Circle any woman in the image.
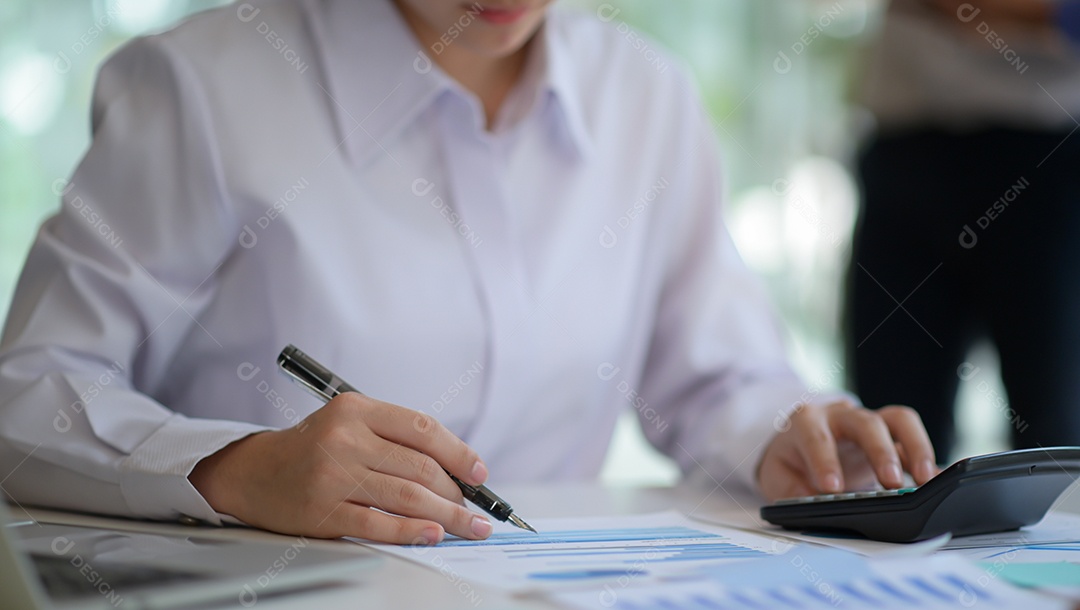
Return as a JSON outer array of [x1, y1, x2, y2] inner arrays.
[[0, 0, 935, 544]]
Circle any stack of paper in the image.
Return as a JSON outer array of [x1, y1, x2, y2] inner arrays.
[[359, 511, 1072, 609]]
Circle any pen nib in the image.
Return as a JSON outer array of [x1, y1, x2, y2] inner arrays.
[[508, 513, 538, 534]]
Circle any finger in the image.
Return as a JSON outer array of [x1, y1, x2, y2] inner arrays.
[[760, 454, 819, 501], [364, 437, 465, 504], [780, 480, 817, 499], [359, 397, 488, 486], [791, 406, 845, 493], [327, 502, 446, 545], [832, 408, 905, 488], [878, 405, 938, 484], [351, 472, 491, 541]]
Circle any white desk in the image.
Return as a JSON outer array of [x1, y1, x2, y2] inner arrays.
[[23, 476, 1080, 609]]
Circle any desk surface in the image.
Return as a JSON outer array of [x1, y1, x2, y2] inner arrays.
[[22, 476, 1080, 609]]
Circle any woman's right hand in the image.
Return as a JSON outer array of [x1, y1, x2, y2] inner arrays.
[[189, 392, 493, 544]]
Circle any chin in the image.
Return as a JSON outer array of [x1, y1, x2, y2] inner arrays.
[[464, 25, 542, 58]]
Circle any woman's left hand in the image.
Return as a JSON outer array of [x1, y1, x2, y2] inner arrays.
[[757, 400, 939, 502]]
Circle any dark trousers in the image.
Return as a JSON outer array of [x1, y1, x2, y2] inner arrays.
[[846, 127, 1080, 458]]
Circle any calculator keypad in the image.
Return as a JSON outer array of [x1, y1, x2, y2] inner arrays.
[[772, 487, 918, 506]]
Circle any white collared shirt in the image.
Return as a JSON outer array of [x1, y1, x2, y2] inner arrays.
[[0, 0, 819, 523]]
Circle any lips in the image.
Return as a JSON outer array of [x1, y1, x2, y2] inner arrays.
[[471, 4, 529, 25]]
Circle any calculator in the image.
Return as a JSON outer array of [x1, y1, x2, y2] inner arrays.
[[760, 447, 1080, 542]]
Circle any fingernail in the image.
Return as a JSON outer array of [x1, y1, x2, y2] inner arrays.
[[421, 526, 443, 545], [823, 473, 841, 492], [471, 516, 492, 538], [470, 460, 488, 484], [884, 462, 902, 484]]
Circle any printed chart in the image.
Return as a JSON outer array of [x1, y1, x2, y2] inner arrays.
[[363, 511, 785, 592]]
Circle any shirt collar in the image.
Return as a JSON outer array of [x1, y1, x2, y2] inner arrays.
[[311, 0, 592, 168], [534, 13, 594, 161]]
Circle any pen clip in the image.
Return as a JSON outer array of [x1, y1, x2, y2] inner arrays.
[[278, 344, 352, 400]]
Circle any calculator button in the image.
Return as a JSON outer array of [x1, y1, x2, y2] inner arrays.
[[773, 495, 818, 505], [772, 486, 919, 506]]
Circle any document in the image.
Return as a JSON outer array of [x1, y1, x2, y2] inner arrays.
[[940, 511, 1080, 550], [983, 560, 1080, 593], [697, 508, 1080, 557], [360, 511, 789, 592], [361, 512, 1069, 607], [553, 547, 1072, 609], [940, 524, 1080, 596]]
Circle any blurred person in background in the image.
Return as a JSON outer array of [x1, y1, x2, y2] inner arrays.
[[847, 0, 1080, 459]]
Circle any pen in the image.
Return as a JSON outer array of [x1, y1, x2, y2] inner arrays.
[[276, 344, 538, 534]]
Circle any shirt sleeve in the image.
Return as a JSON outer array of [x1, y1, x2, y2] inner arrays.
[[633, 69, 854, 495], [0, 35, 269, 524]]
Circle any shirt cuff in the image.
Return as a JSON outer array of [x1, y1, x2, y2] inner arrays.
[[118, 414, 272, 525]]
